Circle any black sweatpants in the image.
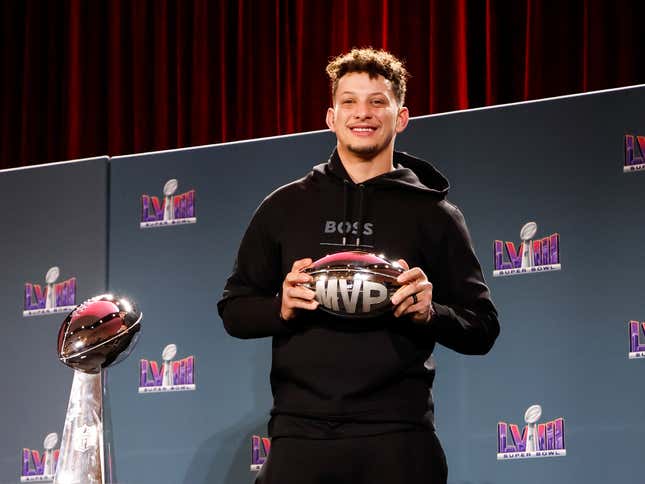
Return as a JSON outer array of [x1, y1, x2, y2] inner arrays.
[[255, 430, 448, 484]]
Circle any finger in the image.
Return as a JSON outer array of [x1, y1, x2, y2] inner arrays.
[[392, 279, 433, 304], [397, 259, 409, 271], [286, 286, 316, 301], [292, 258, 313, 272], [397, 267, 426, 284], [393, 293, 417, 317], [396, 292, 434, 318], [287, 298, 319, 311], [286, 271, 313, 286], [403, 300, 430, 321], [393, 282, 433, 312], [390, 283, 420, 306]]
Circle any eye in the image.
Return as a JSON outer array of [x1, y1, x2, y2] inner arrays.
[[371, 98, 386, 106], [341, 98, 354, 105]]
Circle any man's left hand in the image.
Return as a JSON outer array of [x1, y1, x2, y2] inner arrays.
[[390, 259, 434, 324]]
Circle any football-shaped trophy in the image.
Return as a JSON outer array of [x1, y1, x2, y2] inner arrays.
[[57, 294, 141, 373], [302, 250, 404, 318], [54, 294, 142, 484]]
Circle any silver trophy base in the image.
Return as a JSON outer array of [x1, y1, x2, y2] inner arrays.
[[54, 370, 113, 484]]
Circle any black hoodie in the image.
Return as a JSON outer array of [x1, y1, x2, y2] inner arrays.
[[218, 149, 499, 437]]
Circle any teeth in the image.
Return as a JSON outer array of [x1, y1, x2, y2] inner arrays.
[[352, 128, 373, 132]]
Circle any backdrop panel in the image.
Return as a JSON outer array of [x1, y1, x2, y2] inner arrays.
[[106, 85, 645, 484], [0, 157, 109, 484], [397, 86, 645, 483], [2, 85, 643, 484], [107, 133, 335, 484]]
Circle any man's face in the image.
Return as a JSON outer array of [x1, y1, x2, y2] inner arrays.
[[326, 72, 409, 159]]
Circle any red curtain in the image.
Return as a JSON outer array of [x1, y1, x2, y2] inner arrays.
[[1, 0, 644, 170]]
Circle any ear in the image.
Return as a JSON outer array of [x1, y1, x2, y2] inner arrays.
[[395, 106, 410, 133], [326, 107, 336, 132]]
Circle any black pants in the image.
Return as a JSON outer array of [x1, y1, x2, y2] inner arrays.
[[255, 430, 448, 484]]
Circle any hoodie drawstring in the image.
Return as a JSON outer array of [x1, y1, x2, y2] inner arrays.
[[341, 181, 367, 248], [356, 184, 365, 246], [342, 180, 349, 246]]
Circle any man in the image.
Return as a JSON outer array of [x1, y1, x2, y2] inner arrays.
[[218, 48, 499, 484]]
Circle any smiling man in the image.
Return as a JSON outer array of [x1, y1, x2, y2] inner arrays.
[[218, 48, 499, 484], [326, 70, 408, 176]]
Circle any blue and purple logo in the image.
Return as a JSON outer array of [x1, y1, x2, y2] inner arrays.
[[139, 344, 195, 393], [628, 320, 645, 359], [140, 178, 196, 228], [493, 222, 561, 277], [23, 266, 76, 317], [498, 405, 566, 460], [21, 433, 59, 482], [250, 435, 271, 472], [624, 134, 645, 173]]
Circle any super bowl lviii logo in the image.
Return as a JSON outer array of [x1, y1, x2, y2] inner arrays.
[[493, 222, 561, 277], [628, 320, 645, 359], [139, 344, 195, 393], [24, 266, 76, 317], [624, 134, 645, 173], [498, 405, 566, 460], [250, 435, 271, 472], [21, 433, 59, 482], [140, 178, 196, 228]]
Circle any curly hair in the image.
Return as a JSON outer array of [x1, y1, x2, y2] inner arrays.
[[326, 48, 409, 105]]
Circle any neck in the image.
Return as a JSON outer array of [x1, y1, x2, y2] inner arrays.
[[336, 145, 395, 184]]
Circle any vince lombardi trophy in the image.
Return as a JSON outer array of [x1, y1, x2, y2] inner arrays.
[[55, 294, 141, 484]]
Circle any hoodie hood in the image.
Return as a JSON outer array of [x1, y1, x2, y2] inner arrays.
[[312, 149, 450, 199], [310, 149, 450, 248]]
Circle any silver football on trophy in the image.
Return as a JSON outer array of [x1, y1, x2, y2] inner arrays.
[[57, 294, 142, 373], [302, 250, 404, 318]]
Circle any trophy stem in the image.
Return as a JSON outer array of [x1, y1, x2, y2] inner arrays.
[[102, 369, 116, 484], [520, 239, 533, 268], [54, 371, 105, 484], [526, 423, 538, 452]]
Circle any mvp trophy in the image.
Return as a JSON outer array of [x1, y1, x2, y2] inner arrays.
[[54, 294, 142, 484]]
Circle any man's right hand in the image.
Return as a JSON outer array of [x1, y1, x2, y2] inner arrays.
[[280, 258, 318, 321]]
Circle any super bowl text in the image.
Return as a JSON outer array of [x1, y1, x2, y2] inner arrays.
[[139, 344, 195, 393], [24, 267, 76, 317], [140, 179, 196, 228], [497, 418, 566, 460], [493, 222, 561, 277]]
